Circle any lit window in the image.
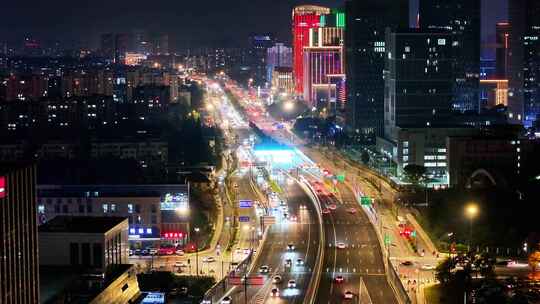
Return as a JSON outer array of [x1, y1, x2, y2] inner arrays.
[[146, 228, 152, 234], [138, 228, 144, 234], [102, 204, 109, 213], [128, 204, 133, 214], [38, 205, 45, 214], [403, 149, 409, 155], [437, 148, 447, 153], [111, 204, 116, 212], [129, 228, 135, 234]]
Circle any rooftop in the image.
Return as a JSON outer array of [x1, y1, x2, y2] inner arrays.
[[38, 183, 189, 198], [38, 216, 127, 234]]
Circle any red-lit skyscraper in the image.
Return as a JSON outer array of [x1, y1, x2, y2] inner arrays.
[[292, 5, 330, 95]]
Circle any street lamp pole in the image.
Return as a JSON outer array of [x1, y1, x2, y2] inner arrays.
[[465, 204, 478, 252], [194, 227, 200, 276]]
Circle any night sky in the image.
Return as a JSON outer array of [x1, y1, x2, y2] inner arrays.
[[1, 0, 504, 53]]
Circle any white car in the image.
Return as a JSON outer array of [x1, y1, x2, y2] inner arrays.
[[259, 265, 270, 273], [176, 250, 185, 256], [272, 275, 282, 284], [421, 264, 436, 270], [287, 243, 295, 251], [175, 261, 187, 268], [337, 242, 347, 249], [204, 257, 216, 263], [344, 290, 354, 299], [221, 296, 232, 304], [271, 288, 280, 297], [287, 279, 296, 288], [296, 258, 304, 265]]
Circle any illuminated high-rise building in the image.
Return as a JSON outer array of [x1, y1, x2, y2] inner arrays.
[[302, 46, 344, 108], [508, 0, 540, 127], [301, 9, 346, 112], [266, 43, 292, 83], [292, 5, 330, 95], [345, 0, 408, 140], [419, 0, 481, 113]]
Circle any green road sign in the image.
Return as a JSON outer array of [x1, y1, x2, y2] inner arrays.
[[360, 196, 372, 206], [384, 234, 391, 245]]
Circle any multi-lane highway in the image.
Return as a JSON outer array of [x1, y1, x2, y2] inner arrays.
[[223, 178, 321, 303]]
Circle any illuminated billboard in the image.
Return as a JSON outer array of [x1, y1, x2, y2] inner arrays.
[[160, 192, 189, 211], [0, 176, 5, 199]]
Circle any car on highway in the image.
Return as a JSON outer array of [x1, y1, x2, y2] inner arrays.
[[271, 288, 280, 297], [344, 290, 354, 299], [287, 279, 296, 288], [290, 215, 298, 222], [176, 249, 185, 256], [401, 261, 414, 266], [322, 208, 331, 215], [328, 204, 337, 211], [287, 243, 295, 250], [272, 275, 282, 284], [148, 248, 158, 255], [300, 205, 307, 210], [285, 259, 292, 268], [347, 208, 357, 214], [259, 265, 270, 273], [296, 258, 304, 265], [129, 249, 134, 256], [174, 261, 187, 268], [203, 257, 216, 263], [243, 248, 250, 255], [337, 242, 347, 249], [159, 247, 175, 255], [335, 275, 344, 283], [221, 296, 232, 304], [421, 264, 436, 270]]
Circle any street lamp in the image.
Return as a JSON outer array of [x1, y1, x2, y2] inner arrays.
[[194, 227, 200, 276], [465, 204, 478, 252], [284, 101, 294, 112]]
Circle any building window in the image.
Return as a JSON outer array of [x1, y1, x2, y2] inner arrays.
[[403, 141, 409, 148], [437, 155, 446, 160], [62, 205, 68, 213], [146, 228, 152, 234], [70, 243, 80, 266], [128, 204, 133, 214], [38, 205, 45, 214], [102, 203, 109, 213], [93, 243, 103, 267], [137, 216, 142, 224], [403, 149, 409, 155], [402, 156, 409, 162], [110, 204, 116, 212]]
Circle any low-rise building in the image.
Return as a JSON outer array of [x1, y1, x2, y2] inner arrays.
[[39, 216, 129, 270], [37, 184, 190, 248]]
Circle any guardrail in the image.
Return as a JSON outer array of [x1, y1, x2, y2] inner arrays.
[[297, 175, 325, 304], [202, 227, 270, 304], [349, 182, 411, 304]]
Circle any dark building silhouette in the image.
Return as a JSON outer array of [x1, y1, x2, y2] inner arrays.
[[419, 0, 481, 113], [345, 0, 409, 141], [0, 162, 39, 304], [247, 33, 274, 86], [496, 22, 511, 79], [509, 0, 540, 127], [384, 29, 455, 141]]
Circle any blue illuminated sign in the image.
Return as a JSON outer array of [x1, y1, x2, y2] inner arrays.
[[239, 200, 253, 208], [239, 216, 250, 222]]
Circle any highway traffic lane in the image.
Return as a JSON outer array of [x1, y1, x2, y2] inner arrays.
[[316, 191, 398, 304], [226, 181, 320, 303]]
